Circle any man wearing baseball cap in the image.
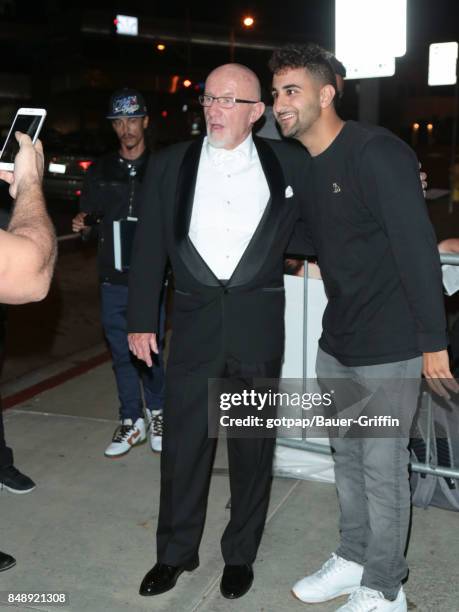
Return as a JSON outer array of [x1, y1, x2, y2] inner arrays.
[[72, 88, 165, 457]]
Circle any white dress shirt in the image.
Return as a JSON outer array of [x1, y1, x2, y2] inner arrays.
[[189, 134, 270, 279]]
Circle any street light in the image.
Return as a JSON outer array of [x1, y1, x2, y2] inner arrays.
[[411, 123, 420, 147], [230, 15, 255, 62], [242, 16, 254, 28]]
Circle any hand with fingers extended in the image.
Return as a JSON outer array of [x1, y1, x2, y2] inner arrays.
[[423, 349, 459, 399], [128, 332, 158, 367]]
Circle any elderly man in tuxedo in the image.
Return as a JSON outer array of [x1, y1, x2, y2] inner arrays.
[[127, 63, 311, 599]]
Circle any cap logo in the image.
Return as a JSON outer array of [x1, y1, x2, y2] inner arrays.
[[113, 95, 141, 115]]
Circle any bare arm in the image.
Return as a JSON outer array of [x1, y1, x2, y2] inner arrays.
[[0, 133, 57, 304]]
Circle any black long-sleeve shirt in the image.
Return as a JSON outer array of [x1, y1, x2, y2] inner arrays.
[[300, 120, 448, 366]]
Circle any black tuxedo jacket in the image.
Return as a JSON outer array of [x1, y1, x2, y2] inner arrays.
[[127, 136, 310, 366]]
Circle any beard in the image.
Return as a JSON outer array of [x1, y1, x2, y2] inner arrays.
[[278, 117, 300, 139], [276, 104, 320, 140], [206, 128, 230, 149]]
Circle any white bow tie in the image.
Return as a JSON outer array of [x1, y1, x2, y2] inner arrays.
[[211, 149, 246, 167]]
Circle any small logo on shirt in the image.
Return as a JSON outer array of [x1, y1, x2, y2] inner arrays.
[[332, 182, 341, 194]]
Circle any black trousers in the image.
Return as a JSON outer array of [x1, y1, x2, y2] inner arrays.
[[0, 308, 12, 468], [156, 353, 281, 567]]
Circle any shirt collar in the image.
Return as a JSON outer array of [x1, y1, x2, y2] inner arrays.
[[205, 133, 255, 165]]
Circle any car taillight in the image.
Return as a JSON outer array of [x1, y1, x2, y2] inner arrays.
[[75, 190, 82, 197], [78, 161, 93, 172]]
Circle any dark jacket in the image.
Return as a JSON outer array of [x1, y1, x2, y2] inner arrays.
[[80, 149, 150, 285], [127, 136, 310, 365]]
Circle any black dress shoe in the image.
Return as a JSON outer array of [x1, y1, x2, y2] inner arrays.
[[139, 560, 199, 596], [0, 551, 16, 572], [220, 564, 254, 599]]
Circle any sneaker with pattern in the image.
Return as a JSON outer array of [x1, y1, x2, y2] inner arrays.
[[146, 409, 163, 453], [104, 417, 146, 457]]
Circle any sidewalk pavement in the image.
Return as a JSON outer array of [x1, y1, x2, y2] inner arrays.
[[1, 354, 458, 612]]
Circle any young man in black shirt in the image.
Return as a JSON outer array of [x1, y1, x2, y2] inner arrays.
[[270, 44, 456, 612]]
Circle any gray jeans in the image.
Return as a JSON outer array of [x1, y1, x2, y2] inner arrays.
[[316, 347, 422, 600]]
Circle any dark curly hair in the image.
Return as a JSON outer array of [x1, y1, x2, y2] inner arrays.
[[269, 43, 339, 94]]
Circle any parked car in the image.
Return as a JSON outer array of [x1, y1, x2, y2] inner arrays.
[[44, 152, 95, 200], [43, 130, 110, 201]]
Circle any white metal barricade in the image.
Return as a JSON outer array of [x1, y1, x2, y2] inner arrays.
[[275, 255, 459, 482]]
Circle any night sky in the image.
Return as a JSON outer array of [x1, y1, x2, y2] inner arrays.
[[4, 0, 458, 48], [6, 0, 334, 44], [2, 0, 458, 79], [1, 0, 458, 149]]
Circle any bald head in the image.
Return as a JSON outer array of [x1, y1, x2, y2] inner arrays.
[[206, 63, 261, 101], [202, 63, 265, 150]]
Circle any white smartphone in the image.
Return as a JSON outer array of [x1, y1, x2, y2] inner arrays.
[[0, 107, 47, 171]]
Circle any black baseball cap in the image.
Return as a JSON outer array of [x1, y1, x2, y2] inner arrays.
[[107, 88, 148, 119]]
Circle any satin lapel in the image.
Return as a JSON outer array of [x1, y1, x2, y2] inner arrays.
[[174, 138, 202, 243], [227, 136, 286, 288], [174, 138, 222, 287]]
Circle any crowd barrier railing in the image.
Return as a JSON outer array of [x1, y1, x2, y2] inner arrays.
[[276, 253, 459, 481]]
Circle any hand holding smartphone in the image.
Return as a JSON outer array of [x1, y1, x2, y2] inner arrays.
[[0, 108, 46, 171]]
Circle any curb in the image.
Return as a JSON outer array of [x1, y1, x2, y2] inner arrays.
[[2, 347, 110, 410]]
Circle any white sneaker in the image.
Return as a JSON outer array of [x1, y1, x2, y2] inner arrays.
[[292, 554, 363, 603], [146, 409, 163, 453], [336, 586, 407, 612], [104, 418, 146, 457]]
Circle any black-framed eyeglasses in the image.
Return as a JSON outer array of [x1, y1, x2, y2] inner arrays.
[[198, 95, 259, 109]]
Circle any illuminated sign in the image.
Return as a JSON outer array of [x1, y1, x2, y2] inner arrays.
[[115, 15, 138, 36], [428, 42, 458, 86], [335, 0, 406, 79]]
